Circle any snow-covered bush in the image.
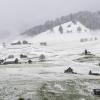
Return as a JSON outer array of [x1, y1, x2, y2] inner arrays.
[[39, 54, 46, 62], [80, 38, 88, 42], [23, 40, 28, 44], [20, 54, 27, 58], [94, 37, 98, 40], [40, 42, 47, 46], [8, 55, 14, 59]]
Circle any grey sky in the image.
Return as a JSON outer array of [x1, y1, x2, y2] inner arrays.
[[0, 0, 99, 36]]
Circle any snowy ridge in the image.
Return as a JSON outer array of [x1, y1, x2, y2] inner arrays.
[[54, 21, 90, 33], [31, 21, 90, 43]]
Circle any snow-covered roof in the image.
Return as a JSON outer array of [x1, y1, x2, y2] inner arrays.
[[5, 58, 16, 62]]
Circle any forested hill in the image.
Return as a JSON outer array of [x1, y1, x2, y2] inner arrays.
[[21, 11, 100, 36]]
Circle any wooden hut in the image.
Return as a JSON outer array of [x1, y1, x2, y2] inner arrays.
[[64, 67, 76, 74], [93, 89, 100, 95], [89, 70, 100, 76]]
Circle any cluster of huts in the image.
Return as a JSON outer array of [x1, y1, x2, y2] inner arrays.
[[64, 67, 100, 76], [64, 49, 100, 75], [64, 49, 100, 96], [1, 41, 48, 65], [0, 54, 46, 65], [10, 41, 47, 46], [11, 40, 31, 45], [64, 67, 100, 96], [82, 49, 93, 55]]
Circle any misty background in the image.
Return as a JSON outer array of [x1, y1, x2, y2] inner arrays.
[[0, 0, 100, 39]]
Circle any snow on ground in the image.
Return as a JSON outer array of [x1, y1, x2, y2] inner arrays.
[[0, 22, 100, 99]]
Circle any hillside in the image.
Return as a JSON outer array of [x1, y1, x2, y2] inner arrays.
[[21, 11, 100, 36], [31, 21, 91, 43], [10, 21, 91, 44]]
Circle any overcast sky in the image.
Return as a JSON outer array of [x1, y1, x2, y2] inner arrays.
[[0, 0, 100, 36]]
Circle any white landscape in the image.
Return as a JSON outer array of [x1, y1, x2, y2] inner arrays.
[[0, 21, 100, 100]]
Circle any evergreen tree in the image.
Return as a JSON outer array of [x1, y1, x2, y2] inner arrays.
[[28, 60, 32, 64], [77, 26, 82, 33], [59, 25, 63, 34]]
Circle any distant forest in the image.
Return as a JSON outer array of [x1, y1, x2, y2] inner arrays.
[[21, 11, 100, 36]]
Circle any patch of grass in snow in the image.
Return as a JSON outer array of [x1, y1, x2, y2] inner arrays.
[[38, 79, 100, 100]]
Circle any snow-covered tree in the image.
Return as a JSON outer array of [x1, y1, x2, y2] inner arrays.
[[39, 54, 45, 62], [28, 60, 32, 64]]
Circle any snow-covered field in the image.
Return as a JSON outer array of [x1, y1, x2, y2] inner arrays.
[[0, 22, 100, 100]]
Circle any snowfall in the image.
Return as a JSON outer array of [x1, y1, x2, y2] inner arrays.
[[0, 22, 100, 100]]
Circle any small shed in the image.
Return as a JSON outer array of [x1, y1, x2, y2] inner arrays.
[[11, 41, 21, 45], [64, 67, 74, 73], [84, 49, 92, 55], [3, 58, 18, 65], [93, 89, 100, 95], [89, 70, 100, 76], [40, 42, 47, 46]]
